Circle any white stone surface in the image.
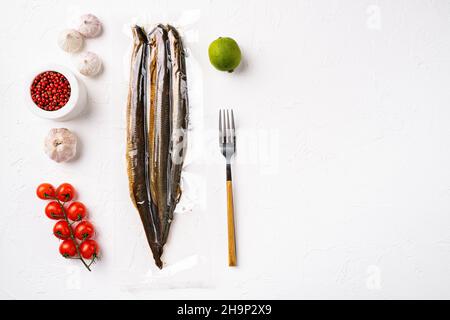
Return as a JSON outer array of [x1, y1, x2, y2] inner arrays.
[[1, 0, 450, 299]]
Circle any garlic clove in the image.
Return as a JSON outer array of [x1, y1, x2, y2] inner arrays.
[[58, 29, 84, 53], [77, 52, 102, 77], [77, 14, 102, 38], [44, 128, 77, 163]]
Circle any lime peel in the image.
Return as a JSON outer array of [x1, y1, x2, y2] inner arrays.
[[208, 37, 242, 72]]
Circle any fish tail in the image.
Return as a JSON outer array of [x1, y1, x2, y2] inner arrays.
[[150, 243, 164, 269]]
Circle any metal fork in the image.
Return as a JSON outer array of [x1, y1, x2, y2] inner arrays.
[[219, 109, 237, 266]]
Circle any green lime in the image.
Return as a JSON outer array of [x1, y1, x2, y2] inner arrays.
[[208, 37, 242, 72]]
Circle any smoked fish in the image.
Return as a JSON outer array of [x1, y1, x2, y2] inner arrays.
[[126, 24, 188, 268]]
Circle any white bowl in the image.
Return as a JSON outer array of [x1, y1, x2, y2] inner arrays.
[[26, 64, 87, 121]]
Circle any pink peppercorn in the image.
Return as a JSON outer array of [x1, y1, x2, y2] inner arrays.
[[30, 71, 71, 111]]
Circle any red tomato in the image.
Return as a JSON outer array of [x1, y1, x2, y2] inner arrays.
[[59, 239, 77, 258], [56, 183, 76, 202], [36, 183, 55, 200], [74, 221, 95, 240], [45, 201, 65, 220], [79, 240, 99, 259], [53, 220, 72, 239], [67, 202, 87, 221]]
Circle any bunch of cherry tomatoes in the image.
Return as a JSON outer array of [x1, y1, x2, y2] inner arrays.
[[36, 182, 99, 271]]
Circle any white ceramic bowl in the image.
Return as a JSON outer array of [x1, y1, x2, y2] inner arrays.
[[26, 65, 87, 121]]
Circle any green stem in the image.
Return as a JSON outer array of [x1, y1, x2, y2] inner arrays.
[[54, 198, 91, 272], [87, 256, 97, 268]]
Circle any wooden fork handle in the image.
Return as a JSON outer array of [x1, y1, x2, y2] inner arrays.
[[227, 178, 237, 267]]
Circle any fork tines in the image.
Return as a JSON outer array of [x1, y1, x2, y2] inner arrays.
[[219, 109, 236, 146]]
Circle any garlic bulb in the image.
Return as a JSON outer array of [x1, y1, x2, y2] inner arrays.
[[58, 29, 84, 53], [44, 128, 77, 163], [77, 52, 102, 77], [77, 14, 102, 38]]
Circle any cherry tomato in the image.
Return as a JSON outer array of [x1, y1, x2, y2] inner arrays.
[[59, 239, 77, 258], [36, 183, 55, 200], [79, 240, 99, 259], [67, 202, 87, 221], [45, 201, 65, 220], [74, 221, 95, 240], [56, 183, 75, 202], [53, 220, 72, 239]]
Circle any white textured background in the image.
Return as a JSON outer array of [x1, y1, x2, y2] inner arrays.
[[1, 0, 450, 299]]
